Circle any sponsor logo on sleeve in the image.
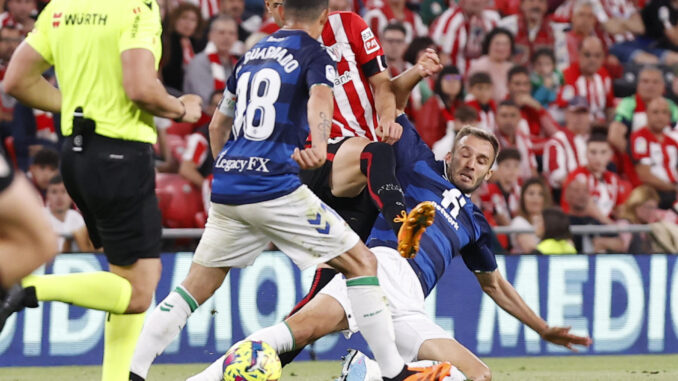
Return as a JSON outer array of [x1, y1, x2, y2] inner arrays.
[[361, 28, 379, 54]]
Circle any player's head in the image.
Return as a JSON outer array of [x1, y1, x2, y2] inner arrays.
[[468, 72, 493, 105], [586, 127, 612, 176], [446, 126, 499, 193], [647, 96, 671, 133], [495, 148, 521, 187], [265, 0, 285, 27], [46, 175, 72, 215], [496, 100, 521, 135], [282, 0, 330, 32], [453, 105, 479, 131], [29, 148, 59, 191]]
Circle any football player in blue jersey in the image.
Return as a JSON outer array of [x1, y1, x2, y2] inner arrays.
[[129, 1, 443, 380], [190, 55, 593, 381]]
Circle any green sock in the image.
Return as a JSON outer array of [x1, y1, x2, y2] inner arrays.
[[102, 312, 145, 381], [22, 271, 132, 314]]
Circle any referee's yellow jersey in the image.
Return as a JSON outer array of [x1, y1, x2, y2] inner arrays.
[[26, 0, 162, 144]]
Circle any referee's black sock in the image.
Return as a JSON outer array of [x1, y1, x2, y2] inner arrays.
[[278, 267, 338, 366], [360, 142, 406, 236], [129, 372, 144, 381]]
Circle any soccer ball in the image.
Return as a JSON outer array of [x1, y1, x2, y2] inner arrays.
[[222, 340, 282, 381]]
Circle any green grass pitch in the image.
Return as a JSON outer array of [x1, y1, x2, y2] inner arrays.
[[3, 355, 678, 380]]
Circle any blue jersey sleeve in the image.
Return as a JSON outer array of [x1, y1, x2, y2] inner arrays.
[[225, 58, 242, 94], [460, 207, 498, 273], [304, 47, 335, 91], [394, 113, 436, 169]]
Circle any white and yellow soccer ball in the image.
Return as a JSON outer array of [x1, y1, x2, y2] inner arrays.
[[222, 340, 282, 381]]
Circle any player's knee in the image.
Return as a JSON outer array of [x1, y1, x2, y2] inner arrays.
[[360, 142, 395, 173], [352, 248, 378, 277]]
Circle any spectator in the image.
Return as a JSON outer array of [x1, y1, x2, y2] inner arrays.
[[0, 25, 22, 122], [617, 185, 670, 253], [561, 129, 627, 224], [330, 0, 353, 11], [641, 0, 678, 66], [534, 207, 577, 254], [216, 0, 262, 45], [495, 100, 538, 181], [178, 91, 222, 189], [559, 0, 611, 69], [184, 0, 220, 20], [506, 65, 560, 153], [543, 96, 592, 201], [27, 147, 58, 202], [364, 0, 427, 44], [608, 66, 678, 152], [556, 36, 615, 121], [630, 97, 678, 209], [432, 105, 479, 160], [465, 71, 496, 132], [417, 65, 464, 148], [0, 0, 36, 35], [481, 147, 522, 227], [45, 175, 93, 253], [420, 0, 448, 25], [382, 22, 409, 77], [530, 48, 563, 107], [510, 177, 553, 253], [403, 36, 437, 109], [430, 0, 500, 73], [468, 27, 515, 102], [498, 0, 568, 67], [161, 3, 206, 93], [184, 15, 238, 107]]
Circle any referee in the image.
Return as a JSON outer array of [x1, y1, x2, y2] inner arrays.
[[2, 1, 202, 380]]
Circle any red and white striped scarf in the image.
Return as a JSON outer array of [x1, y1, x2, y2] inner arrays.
[[180, 37, 195, 68], [205, 42, 226, 92]]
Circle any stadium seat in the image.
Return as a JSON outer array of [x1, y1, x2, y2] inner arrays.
[[155, 173, 205, 228]]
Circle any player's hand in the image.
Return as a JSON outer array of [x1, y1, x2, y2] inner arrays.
[[416, 48, 443, 78], [514, 93, 542, 110], [292, 147, 326, 170], [540, 325, 592, 352], [378, 120, 403, 144], [179, 94, 203, 123]]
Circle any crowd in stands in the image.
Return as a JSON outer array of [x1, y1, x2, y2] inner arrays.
[[4, 0, 678, 254]]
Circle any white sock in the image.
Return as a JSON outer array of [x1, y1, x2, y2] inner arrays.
[[186, 355, 225, 381], [346, 276, 404, 379], [130, 286, 197, 379], [246, 321, 296, 353]]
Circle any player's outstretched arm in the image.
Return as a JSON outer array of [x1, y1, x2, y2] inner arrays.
[[475, 270, 593, 351], [392, 48, 442, 113], [369, 71, 401, 144], [4, 42, 61, 113], [293, 84, 333, 170]]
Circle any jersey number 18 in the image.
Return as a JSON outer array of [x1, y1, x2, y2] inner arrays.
[[233, 68, 281, 141]]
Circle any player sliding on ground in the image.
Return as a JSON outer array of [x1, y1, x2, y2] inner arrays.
[[189, 105, 593, 381], [129, 1, 443, 380]]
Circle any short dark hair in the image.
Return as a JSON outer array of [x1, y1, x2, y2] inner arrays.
[[453, 126, 500, 165], [588, 126, 609, 145], [404, 36, 435, 65], [284, 0, 328, 22], [435, 65, 464, 106], [542, 207, 572, 240], [32, 148, 59, 169], [498, 99, 519, 110], [383, 21, 406, 36], [481, 27, 514, 56], [468, 72, 492, 88], [454, 105, 478, 122], [48, 174, 63, 186], [507, 65, 530, 82], [531, 48, 555, 65], [497, 147, 521, 164]]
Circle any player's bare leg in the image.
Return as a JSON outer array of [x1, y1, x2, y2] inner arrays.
[[129, 262, 229, 381]]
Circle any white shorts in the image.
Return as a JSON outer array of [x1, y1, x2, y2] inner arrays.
[[193, 185, 360, 270], [319, 246, 453, 362]]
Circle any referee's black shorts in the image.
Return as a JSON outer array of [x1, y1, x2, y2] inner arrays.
[[61, 134, 162, 266], [299, 138, 378, 242]]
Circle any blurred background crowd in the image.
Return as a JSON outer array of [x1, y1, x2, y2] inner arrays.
[[4, 0, 678, 254]]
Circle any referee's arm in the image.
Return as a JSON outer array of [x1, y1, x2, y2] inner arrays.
[[4, 42, 61, 113]]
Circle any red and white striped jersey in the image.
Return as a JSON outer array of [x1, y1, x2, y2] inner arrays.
[[556, 62, 614, 121], [561, 166, 627, 218], [480, 181, 521, 221], [496, 129, 537, 182], [363, 3, 428, 43], [543, 128, 589, 189], [182, 132, 209, 168], [430, 6, 500, 74], [322, 11, 388, 142], [553, 0, 637, 43], [183, 0, 220, 20], [465, 97, 496, 134], [631, 127, 678, 184]]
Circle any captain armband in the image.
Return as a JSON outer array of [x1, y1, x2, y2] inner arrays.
[[218, 89, 237, 118]]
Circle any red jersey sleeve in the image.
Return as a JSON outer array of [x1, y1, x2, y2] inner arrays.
[[630, 130, 651, 163], [344, 12, 387, 78]]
